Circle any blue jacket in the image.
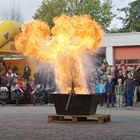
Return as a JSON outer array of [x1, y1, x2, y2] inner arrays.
[[99, 83, 106, 94], [106, 81, 115, 93], [96, 84, 100, 94], [96, 83, 106, 94]]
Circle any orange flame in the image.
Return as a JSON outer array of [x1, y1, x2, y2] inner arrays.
[[15, 20, 50, 61], [15, 14, 103, 94]]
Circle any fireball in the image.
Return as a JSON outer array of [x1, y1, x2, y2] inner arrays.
[[15, 14, 103, 94]]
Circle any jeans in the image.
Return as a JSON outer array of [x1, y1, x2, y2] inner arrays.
[[107, 93, 114, 107], [125, 90, 133, 106]]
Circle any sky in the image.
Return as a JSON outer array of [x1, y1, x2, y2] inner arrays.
[[0, 0, 134, 28]]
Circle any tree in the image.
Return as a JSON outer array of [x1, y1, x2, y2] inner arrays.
[[33, 0, 114, 30], [1, 2, 23, 22], [33, 0, 67, 27], [118, 0, 140, 32], [110, 27, 121, 33]]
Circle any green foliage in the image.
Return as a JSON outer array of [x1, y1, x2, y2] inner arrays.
[[118, 0, 140, 32], [110, 27, 121, 33], [33, 0, 114, 30], [33, 0, 67, 27]]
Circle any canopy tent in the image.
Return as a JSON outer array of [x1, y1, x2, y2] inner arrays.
[[0, 39, 20, 55], [0, 20, 37, 79]]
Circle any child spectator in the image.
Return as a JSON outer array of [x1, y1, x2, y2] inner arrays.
[[98, 80, 106, 106], [95, 81, 100, 95], [124, 73, 135, 107], [115, 79, 123, 107], [106, 75, 115, 107]]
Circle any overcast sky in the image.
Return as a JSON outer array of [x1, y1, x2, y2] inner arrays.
[[0, 0, 134, 28]]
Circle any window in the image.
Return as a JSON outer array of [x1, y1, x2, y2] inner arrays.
[[115, 59, 140, 66], [115, 60, 121, 64], [115, 59, 127, 65], [127, 59, 138, 64]]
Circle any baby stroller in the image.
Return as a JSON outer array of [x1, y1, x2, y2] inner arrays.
[[33, 84, 45, 105], [11, 84, 23, 105], [0, 87, 9, 105]]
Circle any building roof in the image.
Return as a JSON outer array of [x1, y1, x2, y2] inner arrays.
[[101, 32, 140, 47]]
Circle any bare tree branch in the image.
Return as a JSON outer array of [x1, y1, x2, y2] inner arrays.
[[0, 1, 23, 22]]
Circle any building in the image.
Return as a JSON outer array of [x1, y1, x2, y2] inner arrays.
[[101, 32, 140, 66]]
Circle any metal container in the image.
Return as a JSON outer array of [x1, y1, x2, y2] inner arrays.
[[53, 93, 99, 115]]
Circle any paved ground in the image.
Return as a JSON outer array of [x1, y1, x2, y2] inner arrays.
[[0, 104, 140, 140]]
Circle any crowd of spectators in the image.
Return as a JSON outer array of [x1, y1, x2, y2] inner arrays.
[[0, 61, 55, 104], [0, 59, 140, 107], [95, 59, 140, 107]]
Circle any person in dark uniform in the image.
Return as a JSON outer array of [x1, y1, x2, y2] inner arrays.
[[23, 64, 31, 81]]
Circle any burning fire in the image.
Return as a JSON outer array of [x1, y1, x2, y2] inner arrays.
[[15, 14, 103, 94]]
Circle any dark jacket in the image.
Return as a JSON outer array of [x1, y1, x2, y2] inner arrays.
[[124, 79, 135, 92], [134, 68, 140, 85], [23, 66, 31, 80], [106, 81, 115, 93]]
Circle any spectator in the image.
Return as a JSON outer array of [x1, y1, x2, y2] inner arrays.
[[22, 81, 32, 104], [98, 79, 106, 106], [115, 79, 123, 107], [95, 81, 100, 95], [130, 67, 135, 76], [0, 70, 2, 87], [110, 67, 117, 84], [44, 84, 53, 104], [98, 69, 106, 82], [0, 70, 6, 87], [33, 84, 45, 105], [106, 75, 115, 107], [120, 60, 126, 69], [0, 60, 7, 72], [122, 65, 126, 72], [34, 70, 42, 86], [11, 82, 24, 104], [102, 58, 109, 68], [116, 65, 122, 73], [133, 67, 140, 103], [117, 69, 123, 79], [124, 73, 135, 107], [13, 66, 18, 76], [101, 63, 107, 73], [92, 83, 96, 94], [23, 64, 31, 81], [6, 69, 14, 100], [122, 71, 128, 84], [127, 66, 131, 74]]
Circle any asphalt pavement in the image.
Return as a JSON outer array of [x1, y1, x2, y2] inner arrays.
[[0, 104, 140, 140]]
